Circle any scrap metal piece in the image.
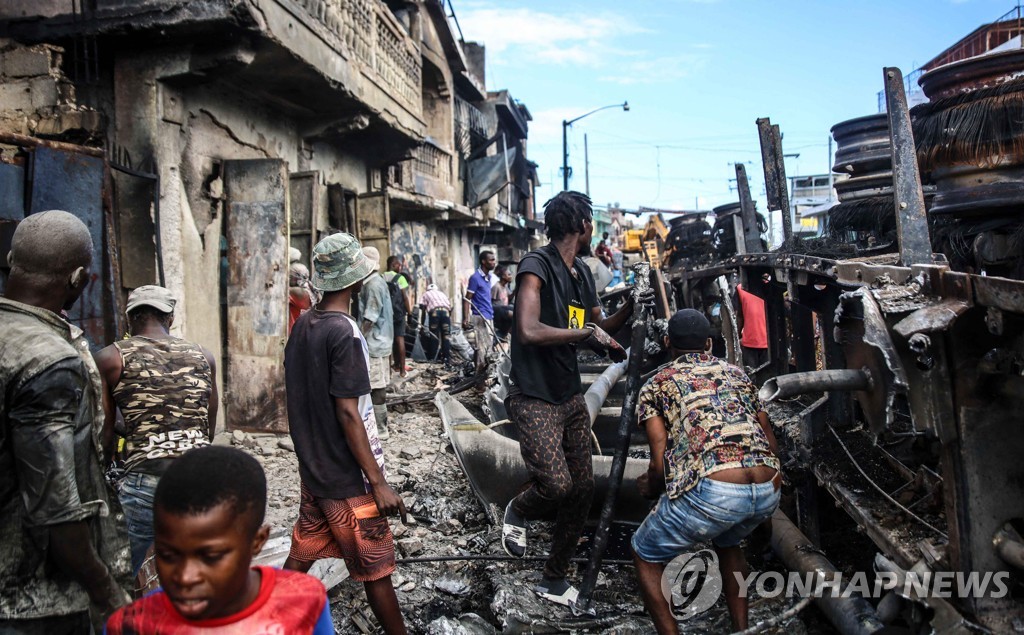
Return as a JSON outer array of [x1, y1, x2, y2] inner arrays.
[[735, 163, 763, 254], [759, 368, 873, 403], [30, 146, 110, 349], [757, 118, 794, 243], [883, 67, 933, 266], [893, 299, 970, 339], [836, 288, 909, 434]]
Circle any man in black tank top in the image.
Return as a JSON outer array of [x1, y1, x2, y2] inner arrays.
[[95, 285, 218, 574], [503, 191, 641, 606]]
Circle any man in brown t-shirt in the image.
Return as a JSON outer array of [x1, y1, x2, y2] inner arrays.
[[283, 232, 408, 635]]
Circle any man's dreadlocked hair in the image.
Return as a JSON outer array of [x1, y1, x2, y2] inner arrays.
[[543, 191, 593, 241]]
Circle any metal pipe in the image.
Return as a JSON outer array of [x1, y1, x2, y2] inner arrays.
[[759, 368, 873, 404], [770, 510, 885, 634], [578, 262, 651, 611], [397, 554, 634, 566], [584, 356, 628, 424], [994, 527, 1024, 571]]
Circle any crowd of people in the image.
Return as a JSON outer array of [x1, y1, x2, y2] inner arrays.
[[1, 196, 781, 634]]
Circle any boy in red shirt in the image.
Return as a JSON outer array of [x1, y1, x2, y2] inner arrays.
[[105, 446, 333, 634]]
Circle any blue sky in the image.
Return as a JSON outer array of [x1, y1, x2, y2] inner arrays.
[[457, 0, 1014, 214]]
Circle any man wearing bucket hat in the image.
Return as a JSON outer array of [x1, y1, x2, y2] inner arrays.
[[283, 233, 408, 634], [94, 284, 218, 574], [358, 245, 393, 440]]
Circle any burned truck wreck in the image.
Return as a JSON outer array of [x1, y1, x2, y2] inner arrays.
[[663, 58, 1024, 633], [441, 55, 1024, 634]]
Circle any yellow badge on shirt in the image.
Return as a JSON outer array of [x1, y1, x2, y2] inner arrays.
[[568, 304, 586, 329]]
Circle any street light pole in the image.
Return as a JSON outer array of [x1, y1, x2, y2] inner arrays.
[[563, 118, 570, 190], [561, 101, 629, 192]]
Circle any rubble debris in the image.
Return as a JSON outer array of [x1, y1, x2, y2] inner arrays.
[[228, 361, 813, 632]]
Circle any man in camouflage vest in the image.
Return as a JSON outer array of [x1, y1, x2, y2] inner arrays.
[[95, 285, 218, 574]]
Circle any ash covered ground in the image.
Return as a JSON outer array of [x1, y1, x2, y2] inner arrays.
[[230, 361, 818, 634]]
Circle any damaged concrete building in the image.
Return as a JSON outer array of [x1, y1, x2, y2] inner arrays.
[[0, 0, 539, 431]]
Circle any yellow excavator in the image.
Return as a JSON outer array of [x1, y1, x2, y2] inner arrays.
[[622, 213, 669, 267]]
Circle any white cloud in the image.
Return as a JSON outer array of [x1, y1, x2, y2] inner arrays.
[[458, 5, 708, 84], [599, 54, 708, 85], [458, 6, 647, 67]]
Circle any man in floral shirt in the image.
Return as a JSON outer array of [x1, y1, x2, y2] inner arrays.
[[631, 309, 781, 634]]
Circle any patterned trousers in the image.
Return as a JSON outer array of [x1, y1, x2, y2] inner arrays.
[[507, 393, 595, 580]]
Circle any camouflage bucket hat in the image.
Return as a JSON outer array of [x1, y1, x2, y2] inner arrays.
[[311, 232, 374, 292]]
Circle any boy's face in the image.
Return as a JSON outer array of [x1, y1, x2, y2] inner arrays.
[[154, 502, 269, 622]]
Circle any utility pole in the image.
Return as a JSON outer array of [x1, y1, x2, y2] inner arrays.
[[562, 102, 629, 192], [827, 134, 834, 202], [584, 133, 590, 197]]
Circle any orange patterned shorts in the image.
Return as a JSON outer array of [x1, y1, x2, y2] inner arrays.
[[288, 483, 396, 582]]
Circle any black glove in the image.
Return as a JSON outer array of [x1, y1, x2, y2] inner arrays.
[[583, 323, 627, 363]]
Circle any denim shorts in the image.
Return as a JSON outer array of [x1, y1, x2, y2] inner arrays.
[[631, 476, 781, 563], [119, 471, 162, 574]]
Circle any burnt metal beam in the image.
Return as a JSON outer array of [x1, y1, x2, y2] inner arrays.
[[735, 163, 763, 254], [882, 67, 932, 266], [764, 281, 790, 379], [757, 118, 793, 243], [796, 394, 828, 545], [578, 262, 650, 611], [790, 302, 817, 373]]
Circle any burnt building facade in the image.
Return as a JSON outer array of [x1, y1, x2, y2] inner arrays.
[[0, 0, 538, 432]]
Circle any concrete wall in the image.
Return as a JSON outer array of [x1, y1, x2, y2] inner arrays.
[[391, 221, 482, 324], [0, 40, 101, 138], [110, 46, 378, 430]]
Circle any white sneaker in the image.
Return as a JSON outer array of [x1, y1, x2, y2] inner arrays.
[[534, 578, 579, 607], [501, 500, 527, 558]]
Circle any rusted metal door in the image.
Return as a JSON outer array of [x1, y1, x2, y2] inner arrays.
[[0, 162, 25, 295], [355, 192, 390, 266], [223, 159, 289, 432], [29, 146, 113, 349]]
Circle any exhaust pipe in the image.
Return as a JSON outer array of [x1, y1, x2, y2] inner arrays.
[[771, 510, 885, 634], [994, 526, 1024, 571], [759, 368, 873, 403]]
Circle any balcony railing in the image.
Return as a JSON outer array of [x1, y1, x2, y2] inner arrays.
[[290, 0, 421, 115], [455, 95, 489, 155], [413, 142, 452, 186]]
